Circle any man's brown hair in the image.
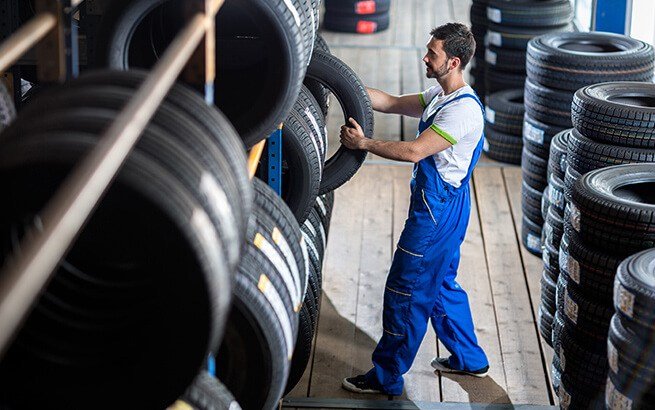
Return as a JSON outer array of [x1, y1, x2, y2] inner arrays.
[[430, 23, 475, 70]]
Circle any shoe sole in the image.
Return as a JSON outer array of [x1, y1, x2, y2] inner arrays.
[[341, 378, 383, 394], [430, 361, 488, 378]]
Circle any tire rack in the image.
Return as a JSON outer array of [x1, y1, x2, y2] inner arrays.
[[0, 0, 247, 359]]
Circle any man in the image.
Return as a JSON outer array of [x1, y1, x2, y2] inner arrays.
[[339, 23, 489, 396]]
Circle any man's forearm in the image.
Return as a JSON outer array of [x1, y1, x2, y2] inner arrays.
[[361, 139, 421, 163], [367, 87, 396, 113]]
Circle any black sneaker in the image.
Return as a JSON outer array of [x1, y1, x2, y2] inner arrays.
[[430, 357, 489, 378], [341, 375, 383, 394]]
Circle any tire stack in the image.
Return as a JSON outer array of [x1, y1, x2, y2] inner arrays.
[[0, 70, 251, 409], [469, 0, 488, 100], [323, 0, 390, 34], [484, 0, 572, 96], [482, 88, 524, 164], [555, 163, 655, 408], [521, 32, 655, 256], [607, 248, 655, 409]]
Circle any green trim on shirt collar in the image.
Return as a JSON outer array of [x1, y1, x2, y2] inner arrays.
[[429, 124, 457, 145], [418, 93, 426, 108]]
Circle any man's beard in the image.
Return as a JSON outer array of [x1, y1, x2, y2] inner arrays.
[[426, 61, 449, 79]]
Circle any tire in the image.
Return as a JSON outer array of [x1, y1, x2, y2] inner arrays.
[[470, 1, 488, 27], [487, 0, 572, 28], [546, 174, 565, 216], [324, 0, 390, 14], [521, 147, 548, 191], [314, 193, 334, 236], [526, 32, 655, 92], [179, 372, 242, 410], [544, 205, 563, 249], [484, 66, 526, 94], [322, 11, 390, 34], [606, 364, 655, 410], [522, 113, 566, 158], [93, 0, 306, 148], [284, 296, 317, 395], [523, 78, 572, 128], [547, 128, 571, 181], [0, 80, 16, 131], [614, 248, 655, 331], [485, 45, 526, 73], [0, 133, 228, 409], [559, 228, 622, 303], [607, 314, 655, 393], [542, 236, 559, 276], [10, 76, 250, 271], [482, 125, 522, 164], [296, 0, 317, 67], [572, 82, 655, 148], [485, 88, 524, 135], [521, 180, 544, 225], [558, 373, 605, 409], [302, 207, 327, 262], [538, 304, 554, 348], [305, 35, 332, 119], [485, 22, 571, 50], [306, 50, 374, 194], [560, 277, 614, 345], [558, 324, 609, 389], [521, 215, 542, 256], [257, 89, 323, 223], [570, 163, 655, 254], [540, 269, 557, 312]]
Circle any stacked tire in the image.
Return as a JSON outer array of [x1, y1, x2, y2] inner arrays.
[[555, 163, 655, 408], [484, 0, 572, 96], [607, 248, 655, 409], [520, 32, 655, 256], [323, 0, 390, 34], [0, 70, 250, 409], [482, 88, 524, 164], [469, 0, 488, 100]]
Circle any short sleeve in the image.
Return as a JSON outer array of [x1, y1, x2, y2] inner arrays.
[[429, 100, 482, 145], [419, 86, 441, 108]]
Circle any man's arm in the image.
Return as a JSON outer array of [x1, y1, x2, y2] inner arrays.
[[367, 87, 425, 118], [340, 118, 452, 163]]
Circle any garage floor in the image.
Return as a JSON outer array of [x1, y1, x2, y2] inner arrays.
[[286, 0, 557, 407]]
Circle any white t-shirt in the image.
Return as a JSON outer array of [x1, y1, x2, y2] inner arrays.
[[418, 84, 484, 188]]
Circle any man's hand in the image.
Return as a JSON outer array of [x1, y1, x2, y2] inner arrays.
[[340, 117, 367, 150]]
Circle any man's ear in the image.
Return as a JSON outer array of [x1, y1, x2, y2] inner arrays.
[[451, 57, 461, 71]]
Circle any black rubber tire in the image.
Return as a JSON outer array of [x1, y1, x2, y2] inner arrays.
[[560, 277, 614, 346], [482, 125, 522, 165], [322, 10, 390, 34], [306, 50, 374, 194], [485, 22, 571, 50], [540, 269, 557, 313], [485, 88, 524, 135], [606, 362, 655, 410], [522, 113, 566, 158], [521, 147, 548, 191], [570, 163, 655, 254], [558, 373, 605, 409], [296, 0, 317, 67], [485, 45, 526, 73], [523, 78, 572, 128], [324, 0, 390, 14], [546, 174, 565, 217], [0, 133, 227, 409], [544, 205, 563, 250], [305, 34, 332, 119], [521, 215, 542, 256], [9, 79, 249, 272], [538, 304, 554, 348], [547, 128, 570, 182], [257, 90, 323, 223], [179, 372, 242, 410], [93, 0, 307, 148], [521, 180, 544, 225], [558, 323, 609, 390], [614, 248, 655, 331], [470, 0, 489, 27], [284, 296, 317, 395], [572, 82, 655, 148], [314, 193, 334, 236], [302, 207, 327, 262], [607, 314, 655, 394], [526, 32, 655, 92], [559, 228, 622, 303], [552, 311, 565, 353], [484, 66, 526, 94], [486, 0, 572, 28]]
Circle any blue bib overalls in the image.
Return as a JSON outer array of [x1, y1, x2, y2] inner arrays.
[[364, 93, 489, 395]]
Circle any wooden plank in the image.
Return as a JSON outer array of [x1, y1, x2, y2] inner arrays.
[[308, 164, 367, 400], [502, 166, 556, 405], [393, 0, 414, 47], [473, 168, 551, 405], [351, 165, 394, 400], [438, 182, 510, 403]]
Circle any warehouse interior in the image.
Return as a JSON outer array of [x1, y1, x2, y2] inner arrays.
[[0, 0, 654, 409]]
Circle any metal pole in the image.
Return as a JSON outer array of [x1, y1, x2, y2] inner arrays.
[[0, 13, 56, 73], [0, 1, 224, 358]]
